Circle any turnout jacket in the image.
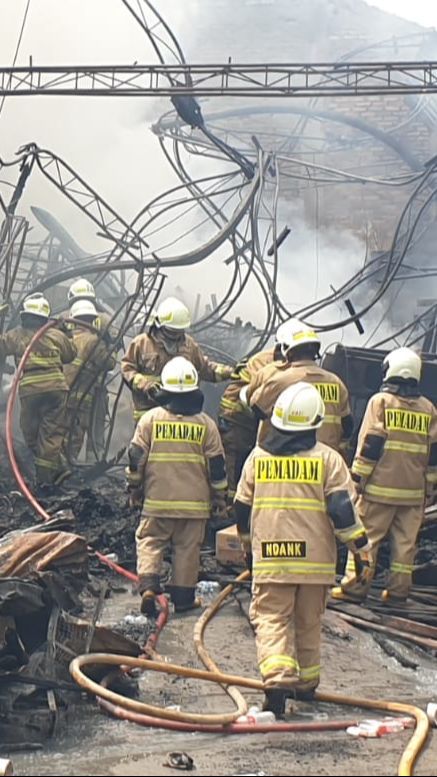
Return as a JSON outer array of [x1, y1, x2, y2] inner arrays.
[[247, 359, 352, 450], [236, 436, 365, 585], [219, 348, 274, 432], [129, 406, 227, 519], [122, 332, 232, 421], [351, 389, 437, 505], [64, 325, 116, 409], [0, 325, 76, 397]]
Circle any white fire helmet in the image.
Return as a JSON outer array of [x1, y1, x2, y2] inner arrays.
[[70, 300, 98, 320], [22, 294, 50, 319], [68, 278, 96, 303], [271, 381, 325, 432], [275, 318, 321, 358], [155, 297, 191, 331], [161, 357, 198, 393], [383, 347, 422, 383]]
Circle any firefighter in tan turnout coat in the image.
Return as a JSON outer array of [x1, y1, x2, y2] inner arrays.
[[121, 297, 232, 424], [0, 294, 76, 487], [235, 382, 370, 716], [62, 300, 116, 460], [126, 357, 227, 615], [244, 318, 353, 452], [333, 347, 437, 604], [218, 347, 276, 500]]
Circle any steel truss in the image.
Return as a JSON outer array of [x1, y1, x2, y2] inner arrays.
[[1, 61, 437, 98]]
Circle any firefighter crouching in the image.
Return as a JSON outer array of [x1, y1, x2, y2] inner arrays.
[[333, 347, 437, 604], [244, 318, 353, 452], [62, 300, 116, 461], [121, 296, 233, 424], [218, 347, 276, 500], [0, 294, 76, 489], [234, 382, 370, 717], [125, 357, 228, 615]]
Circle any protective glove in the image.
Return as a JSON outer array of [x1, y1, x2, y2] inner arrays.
[[132, 374, 158, 393], [238, 531, 252, 570], [128, 489, 143, 509], [346, 539, 373, 586], [147, 381, 164, 401], [230, 359, 248, 381], [211, 502, 228, 523], [125, 463, 142, 485], [58, 320, 74, 337]]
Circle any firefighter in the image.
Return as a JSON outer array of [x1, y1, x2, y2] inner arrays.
[[121, 296, 233, 424], [125, 356, 227, 615], [66, 278, 114, 335], [234, 382, 370, 717], [332, 347, 437, 604], [62, 300, 116, 460], [66, 278, 117, 460], [218, 347, 276, 500], [0, 294, 76, 488], [244, 318, 353, 451]]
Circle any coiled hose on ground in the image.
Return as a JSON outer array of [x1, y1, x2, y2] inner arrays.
[[4, 321, 431, 776]]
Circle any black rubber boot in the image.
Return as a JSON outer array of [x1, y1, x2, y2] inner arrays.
[[138, 574, 160, 617], [168, 586, 201, 613], [262, 689, 286, 718], [292, 688, 316, 702], [140, 591, 157, 617]]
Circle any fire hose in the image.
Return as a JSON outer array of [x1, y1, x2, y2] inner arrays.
[[4, 322, 431, 775]]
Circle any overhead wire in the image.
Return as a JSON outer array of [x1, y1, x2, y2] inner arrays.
[[0, 0, 32, 121]]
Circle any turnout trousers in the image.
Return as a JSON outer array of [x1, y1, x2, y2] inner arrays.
[[250, 582, 329, 691], [342, 498, 423, 600], [136, 515, 206, 596]]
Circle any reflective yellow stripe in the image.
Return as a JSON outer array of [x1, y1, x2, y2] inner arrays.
[[336, 525, 366, 543], [390, 562, 414, 574], [211, 479, 228, 490], [215, 365, 231, 377], [323, 415, 341, 425], [219, 397, 248, 414], [259, 654, 299, 676], [351, 461, 374, 477], [27, 355, 60, 367], [300, 664, 321, 680], [365, 484, 424, 500], [385, 441, 428, 454], [133, 373, 157, 388], [254, 560, 335, 575], [34, 457, 59, 470], [144, 499, 209, 513], [148, 453, 205, 464], [20, 371, 64, 387], [72, 357, 83, 367], [239, 368, 251, 383], [253, 497, 325, 511], [69, 393, 93, 405], [426, 470, 437, 483], [134, 409, 147, 420]]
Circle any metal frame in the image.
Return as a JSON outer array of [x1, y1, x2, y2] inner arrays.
[[1, 61, 437, 97]]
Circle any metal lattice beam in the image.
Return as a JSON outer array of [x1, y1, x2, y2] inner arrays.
[[1, 61, 437, 97]]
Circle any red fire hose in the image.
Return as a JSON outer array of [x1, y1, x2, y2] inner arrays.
[[4, 320, 430, 774], [4, 319, 169, 633]]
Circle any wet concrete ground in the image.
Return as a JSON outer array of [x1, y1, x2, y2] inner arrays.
[[9, 587, 437, 777]]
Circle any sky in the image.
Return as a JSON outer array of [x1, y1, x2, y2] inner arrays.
[[370, 0, 437, 27]]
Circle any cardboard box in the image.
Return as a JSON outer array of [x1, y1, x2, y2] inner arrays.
[[215, 524, 245, 567]]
